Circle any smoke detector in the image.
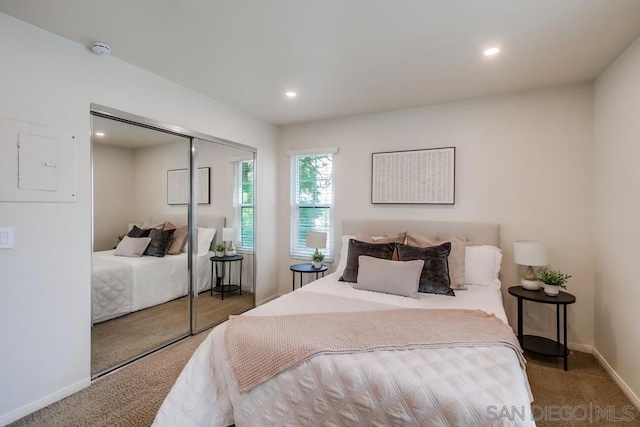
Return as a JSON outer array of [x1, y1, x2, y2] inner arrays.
[[91, 41, 111, 55]]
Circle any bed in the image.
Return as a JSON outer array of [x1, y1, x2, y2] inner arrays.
[[91, 215, 225, 323], [154, 220, 535, 426]]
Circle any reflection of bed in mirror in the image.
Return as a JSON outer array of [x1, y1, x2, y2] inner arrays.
[[91, 215, 225, 324]]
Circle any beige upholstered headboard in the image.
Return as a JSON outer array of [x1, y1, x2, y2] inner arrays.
[[341, 220, 500, 247]]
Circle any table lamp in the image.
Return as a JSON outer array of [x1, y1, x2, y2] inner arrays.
[[222, 227, 237, 256], [514, 240, 548, 290], [305, 231, 327, 267]]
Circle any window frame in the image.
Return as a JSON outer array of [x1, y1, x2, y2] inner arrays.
[[289, 152, 335, 261]]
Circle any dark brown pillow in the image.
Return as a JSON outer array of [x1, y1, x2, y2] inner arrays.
[[339, 239, 396, 283], [144, 228, 175, 257], [127, 225, 151, 238], [396, 242, 454, 296]]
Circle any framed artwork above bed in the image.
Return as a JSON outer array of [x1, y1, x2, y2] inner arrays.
[[167, 167, 210, 205], [371, 147, 455, 204]]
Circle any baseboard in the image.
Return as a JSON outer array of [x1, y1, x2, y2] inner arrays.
[[568, 342, 593, 353], [592, 347, 640, 410], [0, 378, 91, 426], [257, 293, 281, 306]]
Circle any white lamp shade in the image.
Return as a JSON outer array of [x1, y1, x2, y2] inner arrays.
[[222, 227, 237, 241], [305, 231, 327, 249], [514, 240, 548, 266]]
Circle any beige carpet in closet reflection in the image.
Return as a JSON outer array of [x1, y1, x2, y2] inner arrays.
[[91, 291, 254, 375]]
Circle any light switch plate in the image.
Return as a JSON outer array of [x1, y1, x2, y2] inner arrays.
[[0, 227, 15, 249]]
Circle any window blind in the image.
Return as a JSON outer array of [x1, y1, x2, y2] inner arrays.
[[290, 153, 334, 260], [234, 159, 254, 252]]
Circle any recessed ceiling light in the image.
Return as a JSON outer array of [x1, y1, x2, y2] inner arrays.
[[95, 132, 105, 137], [484, 47, 501, 56], [286, 91, 297, 98]]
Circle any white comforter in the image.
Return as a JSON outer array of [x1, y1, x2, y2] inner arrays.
[[92, 251, 212, 323], [154, 274, 535, 426]]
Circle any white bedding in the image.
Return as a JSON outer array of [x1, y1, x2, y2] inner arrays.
[[92, 250, 212, 323], [154, 273, 534, 426]]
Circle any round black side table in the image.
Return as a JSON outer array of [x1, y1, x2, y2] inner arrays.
[[290, 263, 328, 291], [210, 254, 243, 300], [508, 286, 576, 370]]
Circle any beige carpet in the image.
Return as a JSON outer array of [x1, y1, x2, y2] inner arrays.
[[92, 291, 254, 375], [12, 348, 639, 426]]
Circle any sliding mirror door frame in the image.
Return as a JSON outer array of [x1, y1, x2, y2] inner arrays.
[[90, 104, 257, 376]]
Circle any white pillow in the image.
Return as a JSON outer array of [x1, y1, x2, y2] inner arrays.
[[354, 256, 424, 298], [197, 227, 217, 256], [114, 236, 152, 257], [337, 235, 357, 276], [465, 245, 503, 285]]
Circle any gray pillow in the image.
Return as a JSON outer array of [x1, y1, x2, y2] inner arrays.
[[339, 239, 396, 283], [114, 236, 152, 258], [354, 256, 424, 298], [396, 242, 454, 296]]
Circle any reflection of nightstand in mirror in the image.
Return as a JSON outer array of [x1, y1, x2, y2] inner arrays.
[[290, 263, 328, 291], [210, 254, 243, 300], [508, 286, 576, 370]]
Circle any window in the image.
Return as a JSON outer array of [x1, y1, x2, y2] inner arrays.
[[290, 152, 334, 260], [235, 159, 254, 252]]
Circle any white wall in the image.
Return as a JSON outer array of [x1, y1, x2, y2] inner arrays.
[[593, 36, 640, 403], [278, 84, 595, 348], [92, 143, 136, 251], [0, 12, 278, 424]]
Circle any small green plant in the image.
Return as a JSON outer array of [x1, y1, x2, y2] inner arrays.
[[215, 242, 226, 252], [312, 251, 325, 263], [537, 267, 571, 288]]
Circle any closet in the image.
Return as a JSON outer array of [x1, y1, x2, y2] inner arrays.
[[90, 105, 256, 377]]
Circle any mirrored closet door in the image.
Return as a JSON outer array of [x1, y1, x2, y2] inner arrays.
[[90, 108, 256, 377], [193, 139, 256, 333]]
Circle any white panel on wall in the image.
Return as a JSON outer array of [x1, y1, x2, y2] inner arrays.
[[18, 133, 59, 191], [0, 116, 76, 202]]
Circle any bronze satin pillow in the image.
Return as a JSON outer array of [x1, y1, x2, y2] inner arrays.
[[339, 239, 396, 283], [405, 233, 468, 290], [167, 225, 188, 255], [355, 232, 406, 260], [396, 242, 454, 296]]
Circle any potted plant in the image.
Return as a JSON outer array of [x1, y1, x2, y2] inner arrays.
[[537, 267, 571, 296], [214, 242, 226, 257], [312, 251, 325, 269]]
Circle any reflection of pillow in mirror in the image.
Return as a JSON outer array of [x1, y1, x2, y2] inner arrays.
[[145, 228, 175, 257], [167, 226, 188, 255], [127, 225, 151, 238], [114, 236, 151, 257], [127, 223, 142, 232], [142, 221, 165, 230], [163, 221, 177, 231], [197, 227, 216, 256]]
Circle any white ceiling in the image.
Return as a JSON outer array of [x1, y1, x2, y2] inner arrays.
[[2, 1, 640, 125]]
